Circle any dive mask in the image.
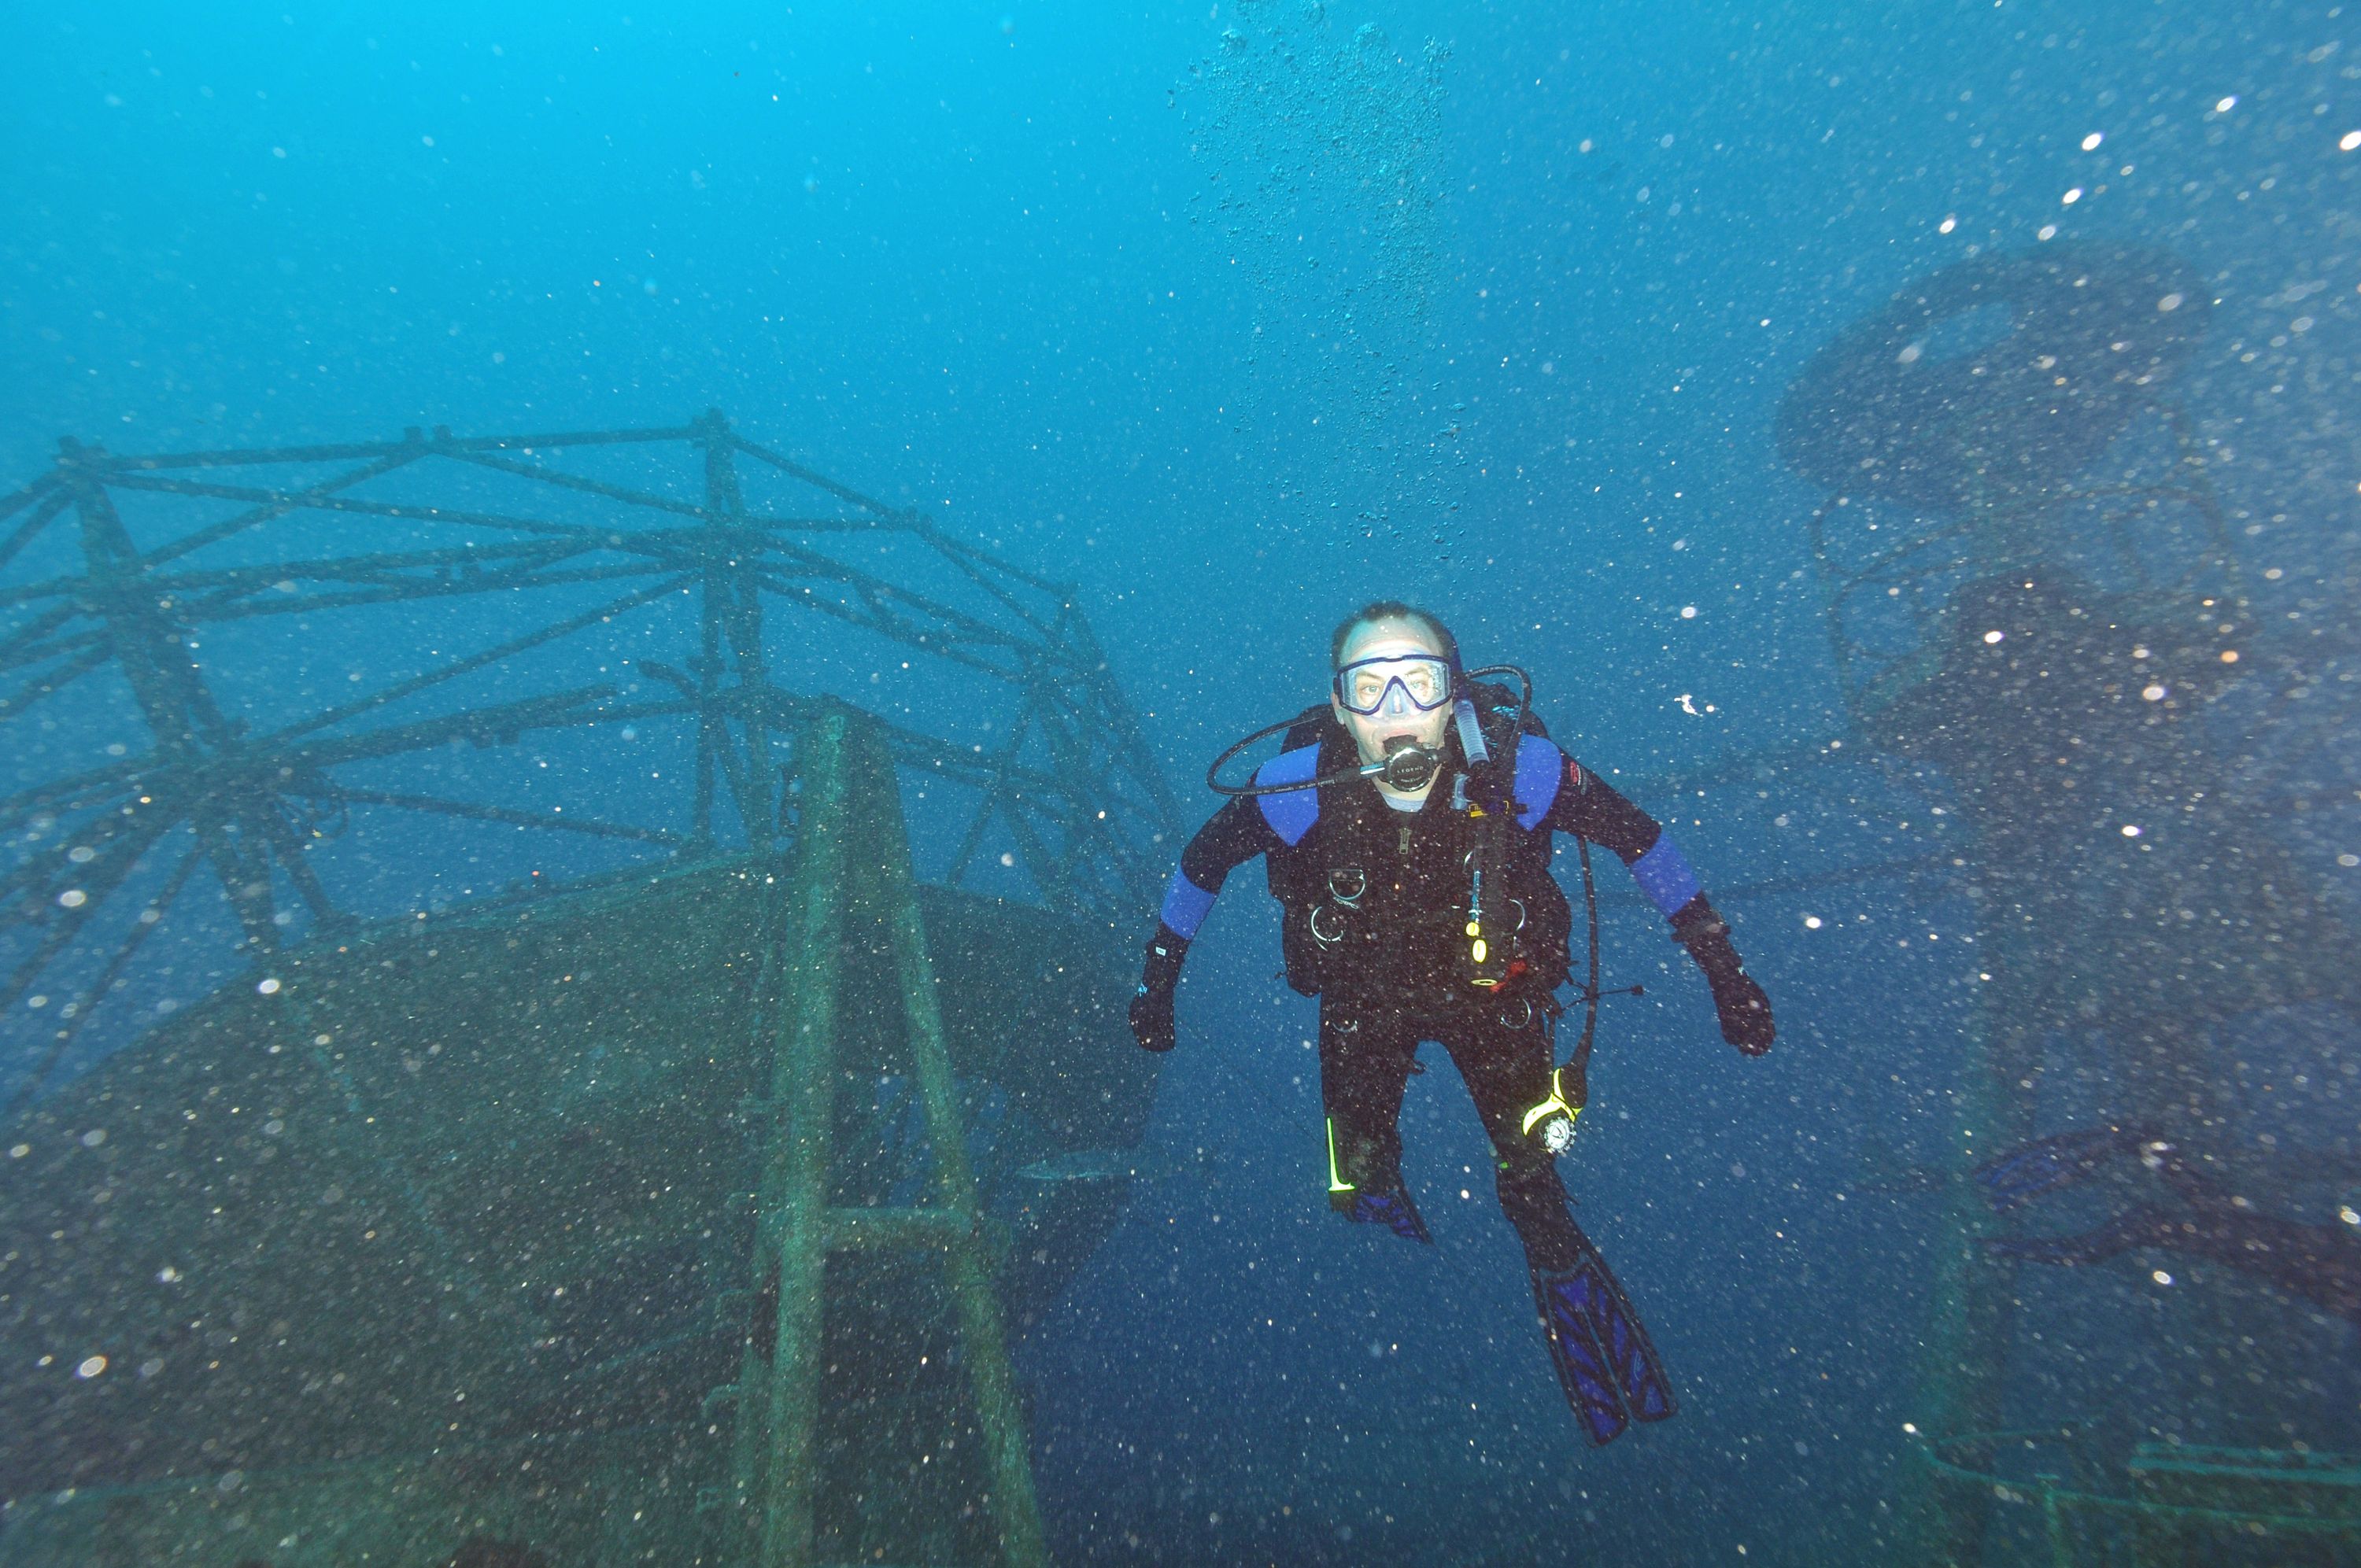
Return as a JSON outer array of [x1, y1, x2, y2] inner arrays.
[[1333, 653, 1454, 718]]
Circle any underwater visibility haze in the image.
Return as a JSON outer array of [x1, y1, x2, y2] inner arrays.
[[6, 2, 2361, 1564]]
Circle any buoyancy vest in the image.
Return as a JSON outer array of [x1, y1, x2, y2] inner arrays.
[[1257, 684, 1573, 1007]]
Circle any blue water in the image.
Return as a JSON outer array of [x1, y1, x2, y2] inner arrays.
[[7, 2, 2361, 1563]]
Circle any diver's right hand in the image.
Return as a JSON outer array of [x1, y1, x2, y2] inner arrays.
[[1708, 967, 1775, 1054], [1129, 990, 1177, 1053]]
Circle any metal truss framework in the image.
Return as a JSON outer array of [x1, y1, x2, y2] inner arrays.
[[0, 411, 1179, 1112]]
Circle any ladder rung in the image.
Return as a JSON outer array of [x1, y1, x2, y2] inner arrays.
[[823, 1205, 972, 1251]]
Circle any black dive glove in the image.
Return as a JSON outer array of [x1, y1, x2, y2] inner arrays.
[[1129, 929, 1188, 1053], [1672, 897, 1775, 1056]]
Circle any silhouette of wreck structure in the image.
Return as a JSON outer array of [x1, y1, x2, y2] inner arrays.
[[0, 413, 1177, 1566], [1779, 245, 2361, 1561]]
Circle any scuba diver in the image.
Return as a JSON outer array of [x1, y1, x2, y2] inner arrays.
[[1128, 602, 1775, 1445], [1978, 1127, 2361, 1325]]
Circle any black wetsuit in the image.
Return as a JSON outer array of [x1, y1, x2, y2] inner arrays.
[[1132, 717, 1769, 1444], [1169, 747, 1672, 1274]]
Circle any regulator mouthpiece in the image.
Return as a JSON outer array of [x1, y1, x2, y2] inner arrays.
[[1368, 740, 1439, 791]]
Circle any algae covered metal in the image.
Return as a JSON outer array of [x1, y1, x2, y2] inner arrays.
[[0, 419, 1171, 1565]]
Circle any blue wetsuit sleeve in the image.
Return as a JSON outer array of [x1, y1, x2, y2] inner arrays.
[[1154, 793, 1280, 942], [1536, 755, 1707, 923], [1537, 751, 1768, 1053], [1629, 836, 1702, 919], [1158, 865, 1217, 939]]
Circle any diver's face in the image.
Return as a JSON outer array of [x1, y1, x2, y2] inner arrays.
[[1331, 619, 1453, 766]]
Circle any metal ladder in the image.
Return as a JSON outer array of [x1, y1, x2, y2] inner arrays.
[[712, 702, 1049, 1568]]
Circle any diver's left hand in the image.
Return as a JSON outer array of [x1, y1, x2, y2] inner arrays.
[[1709, 970, 1775, 1055]]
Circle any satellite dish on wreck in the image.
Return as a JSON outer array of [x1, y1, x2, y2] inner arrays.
[[1775, 246, 2233, 720], [1777, 244, 2210, 515]]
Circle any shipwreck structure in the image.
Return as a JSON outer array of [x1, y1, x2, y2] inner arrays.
[[1779, 246, 2361, 1562], [0, 415, 1177, 1566]]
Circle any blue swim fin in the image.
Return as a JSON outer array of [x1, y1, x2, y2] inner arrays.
[[1326, 1116, 1432, 1244], [1532, 1233, 1676, 1445], [1972, 1127, 2138, 1213], [1343, 1188, 1433, 1245]]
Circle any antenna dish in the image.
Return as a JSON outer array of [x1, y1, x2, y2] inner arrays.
[[1777, 244, 2209, 512]]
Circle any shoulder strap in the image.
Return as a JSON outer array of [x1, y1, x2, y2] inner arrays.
[[1254, 742, 1325, 846], [1462, 680, 1562, 828], [1472, 679, 1551, 740], [1512, 736, 1566, 831], [1254, 704, 1353, 847], [1279, 701, 1335, 751]]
